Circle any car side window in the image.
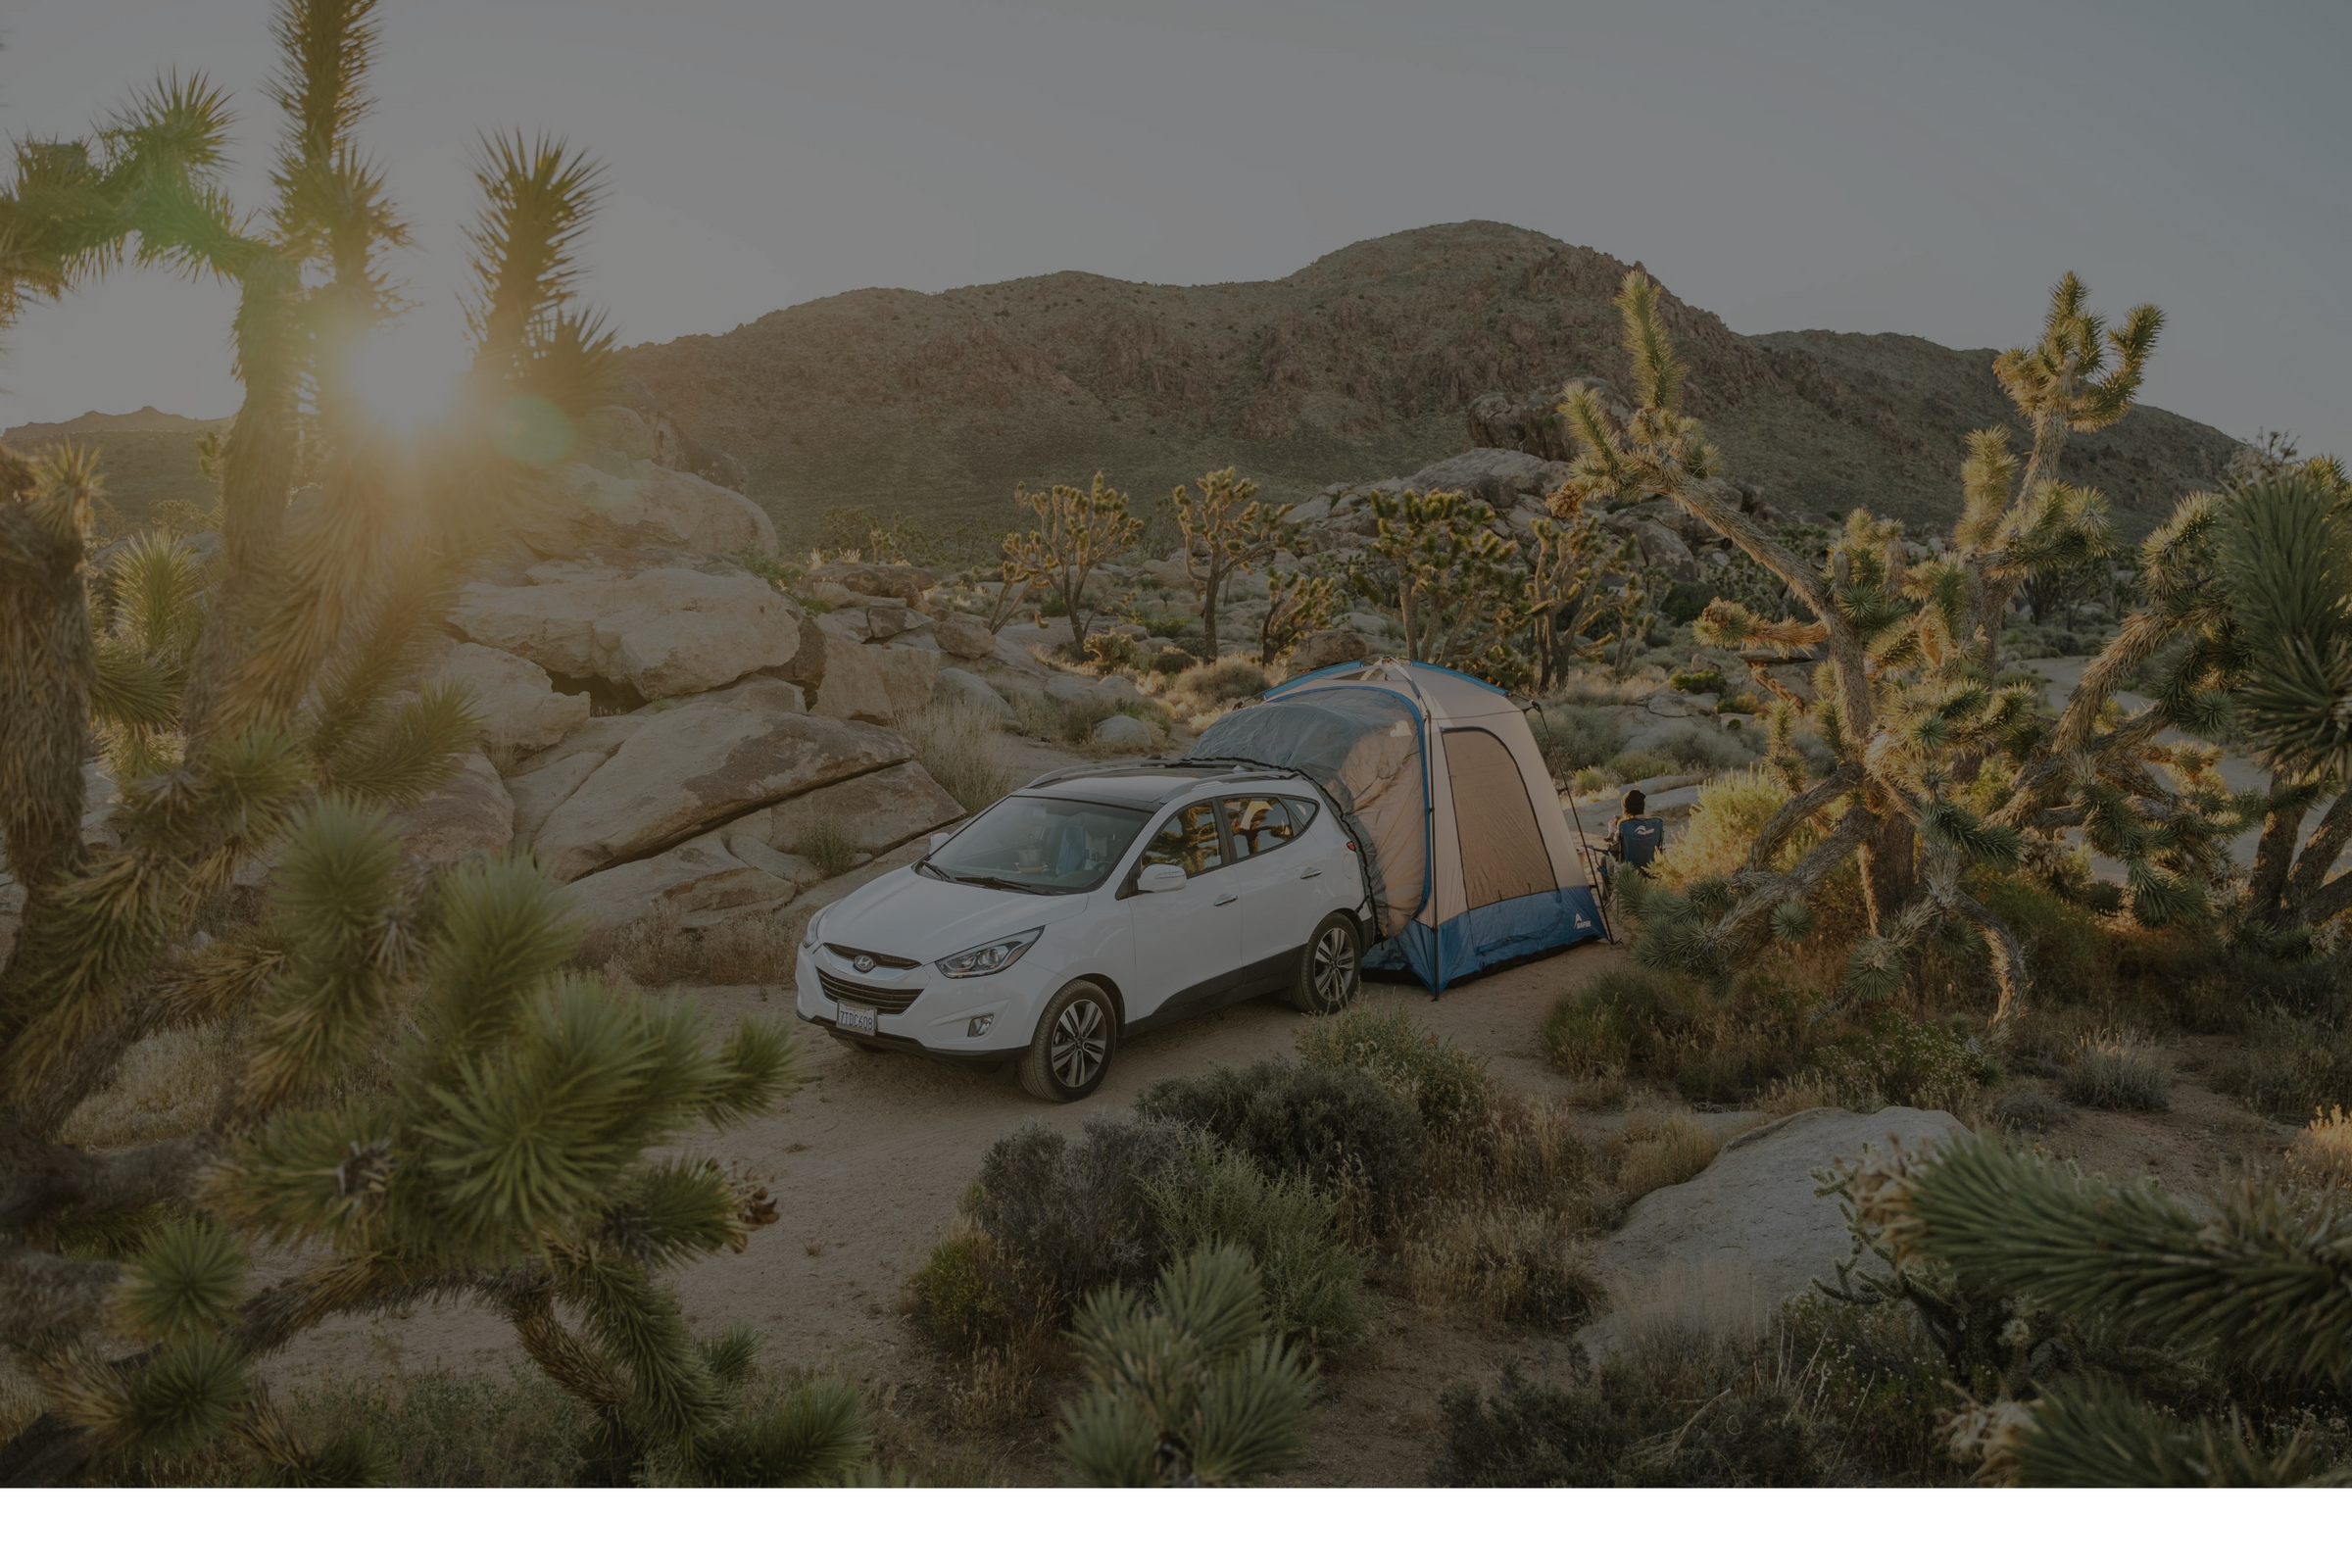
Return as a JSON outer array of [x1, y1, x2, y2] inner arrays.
[[1281, 797, 1320, 835], [1222, 796, 1298, 860], [1138, 802, 1224, 876]]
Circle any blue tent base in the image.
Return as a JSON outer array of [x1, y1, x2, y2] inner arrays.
[[1363, 886, 1605, 995]]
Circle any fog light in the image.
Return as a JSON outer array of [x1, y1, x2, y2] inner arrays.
[[967, 1014, 996, 1038]]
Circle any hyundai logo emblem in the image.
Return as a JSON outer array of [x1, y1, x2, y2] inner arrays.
[[854, 955, 876, 973]]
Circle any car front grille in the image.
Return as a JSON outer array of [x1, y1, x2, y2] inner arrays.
[[817, 972, 924, 1015]]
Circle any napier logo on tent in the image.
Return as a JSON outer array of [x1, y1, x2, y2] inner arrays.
[[1574, 913, 1592, 930]]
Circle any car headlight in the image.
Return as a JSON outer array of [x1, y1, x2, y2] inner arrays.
[[936, 928, 1044, 978], [800, 905, 829, 954]]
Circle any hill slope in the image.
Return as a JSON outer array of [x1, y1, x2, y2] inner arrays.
[[621, 220, 2240, 551], [1, 407, 225, 534]]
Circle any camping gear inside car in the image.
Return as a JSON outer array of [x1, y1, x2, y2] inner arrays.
[[1188, 658, 1602, 993]]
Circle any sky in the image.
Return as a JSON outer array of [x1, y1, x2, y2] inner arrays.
[[2, 0, 2347, 457]]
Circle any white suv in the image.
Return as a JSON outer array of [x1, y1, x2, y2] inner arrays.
[[793, 761, 1370, 1102]]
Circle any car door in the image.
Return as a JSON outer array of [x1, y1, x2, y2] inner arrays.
[[1223, 794, 1326, 982], [1122, 799, 1244, 1022]]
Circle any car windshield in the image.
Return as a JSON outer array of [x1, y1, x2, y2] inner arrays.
[[921, 794, 1152, 894]]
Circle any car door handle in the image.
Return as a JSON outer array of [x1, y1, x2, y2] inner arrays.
[[1298, 866, 1321, 878], [1213, 892, 1238, 906]]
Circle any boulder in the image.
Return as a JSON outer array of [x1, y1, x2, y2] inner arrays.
[[1345, 612, 1389, 638], [725, 760, 964, 858], [802, 560, 938, 606], [1092, 713, 1156, 752], [1582, 1106, 1966, 1351], [531, 707, 913, 881], [1044, 673, 1098, 704], [819, 604, 935, 644], [504, 714, 649, 843], [432, 641, 590, 759], [564, 833, 796, 937], [450, 560, 802, 701], [1093, 673, 1145, 704], [694, 673, 807, 714], [809, 633, 940, 725], [936, 666, 1015, 722], [391, 753, 514, 865], [1286, 627, 1370, 675], [1631, 516, 1700, 581], [515, 462, 778, 559], [1400, 448, 1575, 512], [931, 612, 998, 661], [1467, 380, 1631, 462]]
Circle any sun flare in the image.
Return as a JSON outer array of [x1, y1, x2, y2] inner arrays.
[[346, 327, 459, 431]]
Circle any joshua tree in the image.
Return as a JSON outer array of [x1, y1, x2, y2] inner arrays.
[[1837, 1134, 2349, 1487], [1168, 466, 1288, 660], [1571, 269, 2247, 1027], [1259, 564, 1345, 665], [0, 1, 850, 1483], [1003, 471, 1139, 654], [1055, 1246, 1317, 1487], [1349, 489, 1527, 683], [1521, 510, 1637, 688]]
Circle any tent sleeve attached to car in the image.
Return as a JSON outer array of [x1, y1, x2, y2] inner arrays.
[[1192, 658, 1602, 995]]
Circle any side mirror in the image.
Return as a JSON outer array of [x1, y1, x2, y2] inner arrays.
[[1136, 862, 1188, 895], [928, 830, 955, 853]]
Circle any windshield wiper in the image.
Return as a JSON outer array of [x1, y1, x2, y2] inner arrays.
[[920, 864, 1054, 894]]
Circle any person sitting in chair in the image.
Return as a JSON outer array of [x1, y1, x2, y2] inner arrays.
[[1601, 789, 1665, 881]]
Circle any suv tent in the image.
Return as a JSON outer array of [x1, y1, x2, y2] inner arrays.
[[1189, 659, 1602, 994]]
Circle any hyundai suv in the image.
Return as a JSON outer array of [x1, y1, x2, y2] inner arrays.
[[794, 761, 1370, 1101]]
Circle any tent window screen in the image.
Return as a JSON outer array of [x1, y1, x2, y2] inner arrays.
[[1443, 727, 1554, 908]]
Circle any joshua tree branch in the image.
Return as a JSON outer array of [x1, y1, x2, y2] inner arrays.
[[2284, 791, 2352, 912], [1740, 761, 1865, 878], [0, 1116, 212, 1235], [0, 1241, 122, 1348]]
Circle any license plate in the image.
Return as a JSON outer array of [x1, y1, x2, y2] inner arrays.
[[837, 1004, 877, 1037]]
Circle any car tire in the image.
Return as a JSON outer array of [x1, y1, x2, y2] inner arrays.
[[1291, 912, 1361, 1013], [1018, 980, 1118, 1102]]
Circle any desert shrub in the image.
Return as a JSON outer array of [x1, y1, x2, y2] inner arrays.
[[1811, 1011, 2000, 1111], [670, 1376, 873, 1488], [1610, 1109, 1721, 1200], [963, 1116, 1202, 1319], [1425, 1093, 1598, 1219], [1294, 1004, 1491, 1132], [899, 701, 1012, 814], [1988, 1082, 2078, 1132], [2057, 1027, 2173, 1112], [1431, 1331, 1818, 1487], [57, 1024, 242, 1150], [1751, 1070, 1840, 1120], [696, 912, 798, 986], [1084, 632, 1136, 669], [1146, 1147, 1370, 1350], [1647, 767, 1802, 889], [906, 1222, 1014, 1350], [795, 817, 859, 879], [2211, 1006, 2352, 1121], [1136, 1059, 1424, 1237], [1173, 655, 1269, 706], [1773, 1294, 1955, 1484], [1542, 965, 1692, 1079], [1601, 748, 1676, 785], [1667, 665, 1727, 695], [1657, 724, 1758, 773], [579, 906, 701, 987], [1401, 1204, 1601, 1331], [1152, 647, 1196, 675], [2289, 1107, 2352, 1187], [1534, 705, 1618, 776]]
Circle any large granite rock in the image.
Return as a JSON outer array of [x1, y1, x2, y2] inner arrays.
[[935, 666, 1015, 721], [723, 760, 963, 858], [931, 612, 999, 661], [564, 833, 797, 936], [1285, 626, 1370, 675], [530, 706, 913, 881], [802, 560, 937, 606], [432, 641, 590, 759], [450, 560, 802, 701], [1582, 1106, 1967, 1351], [515, 462, 778, 559], [504, 715, 649, 845], [809, 632, 940, 725], [391, 753, 515, 865]]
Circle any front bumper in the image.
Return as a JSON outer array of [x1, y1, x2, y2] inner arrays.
[[793, 945, 1037, 1061]]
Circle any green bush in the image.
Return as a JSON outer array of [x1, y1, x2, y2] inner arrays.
[[795, 817, 859, 879], [1136, 1059, 1423, 1236], [1401, 1204, 1601, 1331], [964, 1117, 1201, 1316], [1173, 656, 1269, 706], [1812, 1011, 2000, 1111], [1600, 748, 1676, 786], [1667, 665, 1727, 695], [1431, 1334, 1818, 1487], [1146, 1147, 1370, 1350], [1294, 1004, 1491, 1132], [1774, 1295, 1956, 1483], [2057, 1029, 2172, 1112], [1534, 706, 1619, 775], [1152, 647, 1196, 675], [2212, 1007, 2352, 1121], [906, 1226, 1013, 1349], [1542, 966, 1692, 1079]]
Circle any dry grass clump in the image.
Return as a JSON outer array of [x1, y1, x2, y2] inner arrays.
[[59, 1025, 240, 1150], [2056, 1027, 2172, 1112], [1401, 1203, 1601, 1331], [1986, 1082, 2077, 1132], [1751, 1070, 1839, 1120], [697, 911, 799, 986], [1609, 1108, 1722, 1201], [2288, 1106, 2352, 1187], [1173, 655, 1269, 707], [900, 701, 1012, 813], [944, 1347, 1040, 1434], [1647, 767, 1815, 887], [583, 906, 798, 987], [794, 817, 860, 880], [2211, 1005, 2352, 1122]]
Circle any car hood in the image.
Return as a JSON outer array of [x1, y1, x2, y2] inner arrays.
[[815, 866, 1099, 964]]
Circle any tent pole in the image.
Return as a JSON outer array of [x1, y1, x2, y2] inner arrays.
[[1523, 697, 1615, 943]]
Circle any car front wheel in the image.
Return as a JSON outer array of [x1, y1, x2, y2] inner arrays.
[[1018, 979, 1117, 1102], [1290, 912, 1361, 1013]]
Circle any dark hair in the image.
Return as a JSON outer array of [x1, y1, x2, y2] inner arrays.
[[1624, 790, 1646, 815]]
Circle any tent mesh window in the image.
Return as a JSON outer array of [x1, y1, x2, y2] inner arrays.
[[1441, 726, 1555, 908]]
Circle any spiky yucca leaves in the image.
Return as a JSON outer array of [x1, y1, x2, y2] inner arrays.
[[1057, 1246, 1318, 1487], [1854, 1134, 2352, 1487], [1003, 471, 1139, 654], [1522, 510, 1637, 688], [1559, 269, 2253, 1028], [1168, 467, 1289, 660], [1349, 489, 1528, 683]]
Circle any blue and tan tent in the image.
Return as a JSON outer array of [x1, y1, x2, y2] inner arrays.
[[1190, 658, 1602, 994]]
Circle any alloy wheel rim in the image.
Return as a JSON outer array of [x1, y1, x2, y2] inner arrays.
[[1313, 927, 1356, 1005], [1050, 999, 1108, 1087]]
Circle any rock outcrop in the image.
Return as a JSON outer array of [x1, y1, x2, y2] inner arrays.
[[428, 641, 590, 760], [514, 462, 777, 560], [391, 753, 516, 865], [808, 634, 940, 726], [450, 560, 802, 702]]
